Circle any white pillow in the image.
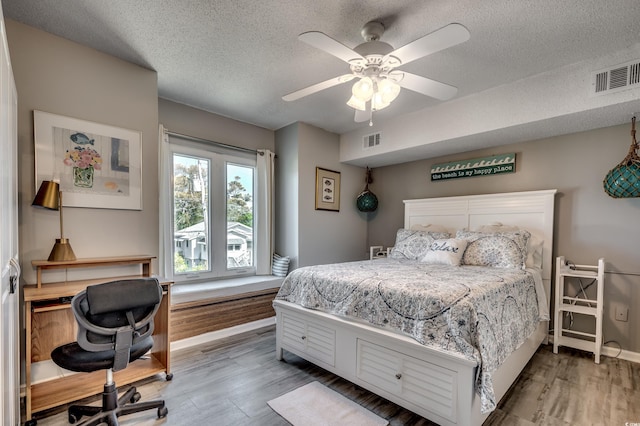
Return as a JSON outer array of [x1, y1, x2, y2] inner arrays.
[[410, 223, 450, 233], [389, 229, 450, 260], [527, 235, 544, 269], [420, 238, 468, 266]]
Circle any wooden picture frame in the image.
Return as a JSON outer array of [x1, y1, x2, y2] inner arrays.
[[34, 110, 142, 210], [315, 167, 340, 211]]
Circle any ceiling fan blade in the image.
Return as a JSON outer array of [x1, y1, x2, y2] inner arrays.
[[397, 72, 458, 101], [299, 31, 365, 64], [283, 74, 355, 102], [385, 23, 470, 66], [354, 106, 372, 123]]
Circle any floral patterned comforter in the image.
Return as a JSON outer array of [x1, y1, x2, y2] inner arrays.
[[275, 258, 548, 413]]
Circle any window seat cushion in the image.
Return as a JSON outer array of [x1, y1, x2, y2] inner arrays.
[[170, 275, 283, 305]]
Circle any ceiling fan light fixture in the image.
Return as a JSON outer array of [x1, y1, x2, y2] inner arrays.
[[347, 95, 366, 111], [377, 78, 401, 104], [371, 92, 391, 111], [352, 77, 374, 102]]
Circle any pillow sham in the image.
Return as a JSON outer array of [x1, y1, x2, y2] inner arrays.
[[272, 253, 290, 277], [420, 238, 468, 266], [410, 223, 450, 233], [389, 228, 450, 260], [456, 229, 530, 269], [475, 222, 543, 269]]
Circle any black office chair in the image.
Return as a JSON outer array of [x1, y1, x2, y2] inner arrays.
[[51, 278, 168, 425]]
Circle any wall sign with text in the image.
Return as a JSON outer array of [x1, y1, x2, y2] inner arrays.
[[430, 153, 516, 181]]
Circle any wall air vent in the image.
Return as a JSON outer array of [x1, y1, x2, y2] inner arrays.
[[363, 132, 381, 149], [592, 59, 640, 96]]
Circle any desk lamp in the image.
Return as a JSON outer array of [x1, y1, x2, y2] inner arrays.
[[32, 180, 76, 261]]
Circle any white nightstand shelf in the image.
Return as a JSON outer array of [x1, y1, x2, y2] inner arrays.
[[553, 256, 605, 363]]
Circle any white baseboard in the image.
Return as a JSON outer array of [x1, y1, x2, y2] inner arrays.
[[170, 316, 276, 352], [548, 333, 640, 363], [602, 344, 640, 363]]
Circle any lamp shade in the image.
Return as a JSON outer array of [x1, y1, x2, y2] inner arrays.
[[352, 77, 374, 102], [32, 180, 60, 210], [372, 92, 391, 111], [347, 95, 366, 111], [377, 78, 401, 104], [32, 180, 76, 261]]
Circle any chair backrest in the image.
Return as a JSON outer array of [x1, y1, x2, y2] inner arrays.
[[71, 278, 162, 371]]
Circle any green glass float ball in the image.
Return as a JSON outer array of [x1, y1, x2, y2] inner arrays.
[[603, 163, 640, 198], [356, 190, 378, 212]]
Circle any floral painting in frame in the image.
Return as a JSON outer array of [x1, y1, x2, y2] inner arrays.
[[34, 111, 142, 210]]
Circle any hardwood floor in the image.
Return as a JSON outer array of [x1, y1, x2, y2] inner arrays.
[[28, 325, 640, 425]]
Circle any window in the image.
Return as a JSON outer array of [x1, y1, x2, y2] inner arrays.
[[167, 139, 256, 282]]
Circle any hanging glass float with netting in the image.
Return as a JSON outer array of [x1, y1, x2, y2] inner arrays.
[[603, 116, 640, 198], [356, 167, 378, 212]]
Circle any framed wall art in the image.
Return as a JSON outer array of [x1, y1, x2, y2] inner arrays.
[[315, 167, 340, 212], [34, 110, 142, 210]]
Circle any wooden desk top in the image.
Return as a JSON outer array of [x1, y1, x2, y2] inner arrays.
[[24, 277, 172, 302], [32, 255, 155, 270]]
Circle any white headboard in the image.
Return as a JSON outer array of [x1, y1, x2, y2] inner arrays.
[[404, 190, 557, 284]]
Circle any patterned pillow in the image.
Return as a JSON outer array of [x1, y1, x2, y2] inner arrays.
[[389, 229, 450, 260], [272, 253, 290, 277], [475, 223, 543, 269], [456, 230, 530, 269], [420, 238, 468, 266]]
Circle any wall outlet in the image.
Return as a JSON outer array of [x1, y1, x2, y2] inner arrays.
[[615, 305, 629, 322]]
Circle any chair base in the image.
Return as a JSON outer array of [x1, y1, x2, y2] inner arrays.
[[69, 381, 167, 426]]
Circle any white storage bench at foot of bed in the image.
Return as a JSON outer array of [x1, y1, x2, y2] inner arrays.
[[274, 299, 548, 426]]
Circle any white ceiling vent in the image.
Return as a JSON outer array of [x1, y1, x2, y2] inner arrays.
[[592, 59, 640, 96], [363, 132, 381, 149]]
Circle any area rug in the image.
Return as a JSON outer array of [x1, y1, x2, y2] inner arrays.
[[267, 381, 388, 426]]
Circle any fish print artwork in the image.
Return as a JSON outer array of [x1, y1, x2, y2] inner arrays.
[[70, 132, 95, 145]]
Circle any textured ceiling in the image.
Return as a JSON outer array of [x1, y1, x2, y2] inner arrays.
[[3, 0, 640, 135]]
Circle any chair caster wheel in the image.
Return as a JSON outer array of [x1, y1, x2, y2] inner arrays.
[[158, 406, 168, 418], [25, 420, 37, 426], [130, 391, 141, 403], [68, 413, 79, 424], [166, 372, 173, 381]]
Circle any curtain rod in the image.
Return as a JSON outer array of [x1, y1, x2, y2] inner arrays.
[[166, 130, 264, 156]]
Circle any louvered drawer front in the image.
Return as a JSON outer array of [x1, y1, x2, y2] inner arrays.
[[357, 340, 457, 422], [281, 312, 307, 352], [281, 312, 336, 366], [305, 322, 335, 366]]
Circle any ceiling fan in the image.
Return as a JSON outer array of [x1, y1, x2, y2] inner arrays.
[[283, 21, 470, 125]]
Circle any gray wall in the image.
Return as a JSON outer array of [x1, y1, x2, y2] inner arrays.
[[276, 122, 368, 270], [368, 123, 640, 352], [158, 98, 274, 151], [274, 123, 300, 268], [8, 19, 160, 285]]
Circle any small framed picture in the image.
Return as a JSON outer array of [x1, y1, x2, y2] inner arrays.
[[315, 167, 340, 212]]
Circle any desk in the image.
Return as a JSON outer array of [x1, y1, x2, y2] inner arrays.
[[24, 256, 172, 423]]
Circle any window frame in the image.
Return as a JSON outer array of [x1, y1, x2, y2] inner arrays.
[[167, 141, 257, 284]]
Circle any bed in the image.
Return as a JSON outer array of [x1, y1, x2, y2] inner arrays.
[[273, 189, 556, 426]]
